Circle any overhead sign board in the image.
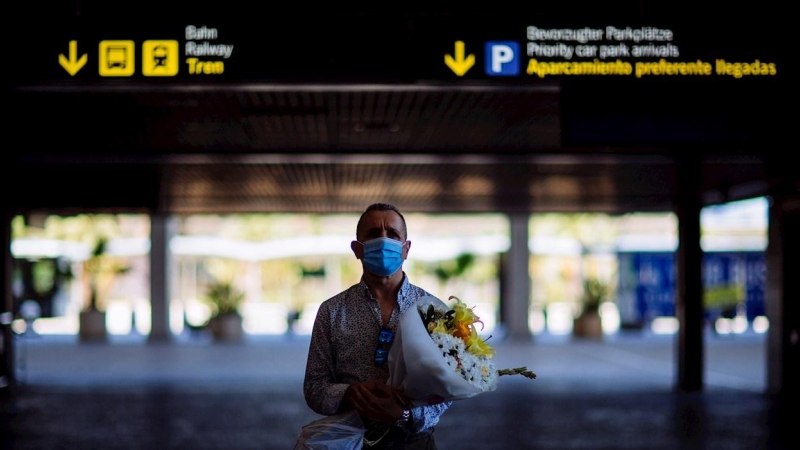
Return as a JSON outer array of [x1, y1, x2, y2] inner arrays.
[[431, 19, 780, 82], [43, 24, 236, 80], [8, 9, 783, 86]]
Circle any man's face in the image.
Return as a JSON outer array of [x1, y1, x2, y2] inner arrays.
[[352, 210, 410, 261], [357, 210, 406, 243]]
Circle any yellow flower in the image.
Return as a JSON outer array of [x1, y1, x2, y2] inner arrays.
[[429, 320, 449, 334], [448, 296, 486, 340], [451, 321, 472, 340], [465, 331, 496, 357], [450, 296, 482, 328]]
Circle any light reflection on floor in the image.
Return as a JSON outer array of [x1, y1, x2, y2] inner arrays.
[[13, 301, 768, 338]]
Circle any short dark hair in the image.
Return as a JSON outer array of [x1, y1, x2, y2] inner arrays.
[[356, 203, 408, 240]]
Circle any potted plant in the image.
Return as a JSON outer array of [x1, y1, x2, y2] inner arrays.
[[573, 277, 607, 339], [201, 280, 245, 342], [79, 237, 130, 341]]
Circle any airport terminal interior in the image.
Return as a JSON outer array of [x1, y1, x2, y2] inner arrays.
[[2, 2, 796, 449]]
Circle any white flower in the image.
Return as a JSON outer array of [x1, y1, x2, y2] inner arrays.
[[431, 332, 465, 372], [425, 308, 498, 391]]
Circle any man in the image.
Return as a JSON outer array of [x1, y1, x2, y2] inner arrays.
[[302, 203, 450, 449]]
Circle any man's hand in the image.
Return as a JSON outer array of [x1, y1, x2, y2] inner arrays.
[[343, 381, 408, 424]]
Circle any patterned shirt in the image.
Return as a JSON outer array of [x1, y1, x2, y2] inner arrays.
[[303, 274, 451, 432]]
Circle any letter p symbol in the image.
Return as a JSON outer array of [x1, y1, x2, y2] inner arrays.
[[485, 41, 520, 76]]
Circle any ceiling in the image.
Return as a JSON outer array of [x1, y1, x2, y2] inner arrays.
[[4, 3, 794, 216], [7, 82, 789, 216]]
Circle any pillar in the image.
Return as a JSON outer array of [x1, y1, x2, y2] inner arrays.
[[149, 213, 174, 342], [675, 157, 704, 392], [502, 213, 532, 341]]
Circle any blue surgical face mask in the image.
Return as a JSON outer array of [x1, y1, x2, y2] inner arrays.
[[360, 237, 405, 276]]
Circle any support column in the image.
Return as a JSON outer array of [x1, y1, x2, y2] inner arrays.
[[1, 210, 14, 392], [502, 213, 531, 341], [149, 213, 174, 342], [675, 158, 704, 392], [766, 195, 800, 397]]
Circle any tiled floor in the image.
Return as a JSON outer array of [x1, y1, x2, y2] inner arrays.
[[1, 331, 795, 449]]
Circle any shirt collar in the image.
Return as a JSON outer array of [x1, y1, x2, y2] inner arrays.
[[358, 273, 415, 314]]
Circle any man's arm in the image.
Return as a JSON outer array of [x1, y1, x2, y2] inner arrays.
[[303, 302, 349, 415]]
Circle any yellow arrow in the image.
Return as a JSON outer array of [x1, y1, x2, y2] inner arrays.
[[444, 41, 475, 77], [58, 40, 88, 76]]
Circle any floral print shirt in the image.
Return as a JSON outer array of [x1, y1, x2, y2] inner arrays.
[[303, 274, 451, 433]]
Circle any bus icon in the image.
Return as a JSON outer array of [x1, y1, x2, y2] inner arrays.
[[106, 45, 128, 69], [99, 40, 135, 76]]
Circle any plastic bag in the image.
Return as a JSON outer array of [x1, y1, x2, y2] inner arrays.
[[294, 410, 366, 450]]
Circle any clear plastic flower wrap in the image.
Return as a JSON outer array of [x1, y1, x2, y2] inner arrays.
[[294, 411, 365, 450]]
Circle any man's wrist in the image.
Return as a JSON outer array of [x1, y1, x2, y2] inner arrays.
[[395, 408, 411, 428]]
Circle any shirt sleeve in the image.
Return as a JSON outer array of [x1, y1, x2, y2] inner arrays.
[[303, 301, 350, 415], [410, 401, 451, 432]]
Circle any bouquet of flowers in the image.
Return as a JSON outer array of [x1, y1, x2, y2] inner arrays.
[[295, 295, 535, 449], [387, 295, 536, 406]]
